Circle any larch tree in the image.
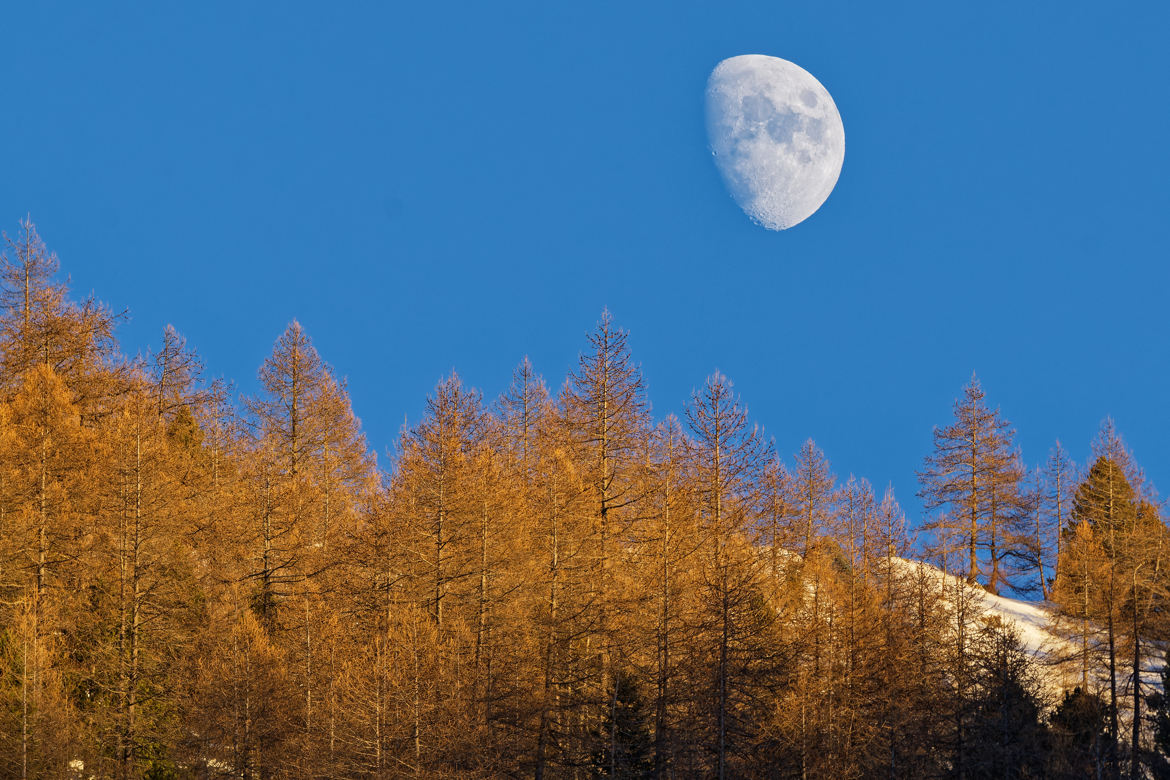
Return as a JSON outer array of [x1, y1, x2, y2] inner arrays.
[[918, 375, 1021, 591], [1041, 441, 1078, 594], [463, 414, 526, 748], [0, 219, 68, 386], [83, 381, 201, 779], [395, 372, 486, 636], [758, 455, 793, 580], [987, 448, 1032, 594], [1, 365, 93, 603], [0, 592, 77, 778], [6, 218, 1168, 777], [685, 372, 774, 779], [788, 437, 838, 767], [244, 321, 376, 772], [182, 594, 296, 777], [530, 390, 596, 778], [1022, 466, 1049, 598], [389, 372, 504, 772], [0, 219, 127, 413], [561, 310, 651, 720], [824, 475, 882, 774], [244, 321, 372, 620], [1122, 496, 1167, 779], [189, 377, 244, 573], [838, 475, 877, 585], [150, 324, 204, 421], [869, 486, 923, 773], [837, 475, 878, 664], [498, 356, 548, 479], [791, 438, 836, 557], [638, 414, 699, 777]]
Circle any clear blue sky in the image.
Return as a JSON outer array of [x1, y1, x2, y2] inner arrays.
[[2, 2, 1167, 521]]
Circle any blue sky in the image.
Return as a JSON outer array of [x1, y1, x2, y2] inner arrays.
[[2, 2, 1168, 520]]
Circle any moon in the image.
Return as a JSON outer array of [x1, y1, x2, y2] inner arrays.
[[706, 55, 845, 231]]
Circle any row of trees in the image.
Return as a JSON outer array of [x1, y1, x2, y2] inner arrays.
[[0, 219, 1166, 778], [919, 377, 1077, 599], [918, 374, 1170, 778]]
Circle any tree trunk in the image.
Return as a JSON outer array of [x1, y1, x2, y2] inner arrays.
[[1130, 576, 1141, 780]]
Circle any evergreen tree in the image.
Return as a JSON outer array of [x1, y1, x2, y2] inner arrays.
[[591, 669, 654, 778], [1073, 450, 1134, 775], [1055, 421, 1168, 780], [1146, 649, 1170, 778], [965, 617, 1049, 779], [1050, 687, 1109, 779]]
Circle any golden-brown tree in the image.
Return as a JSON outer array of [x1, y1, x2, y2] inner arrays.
[[685, 372, 775, 779], [918, 375, 1024, 592]]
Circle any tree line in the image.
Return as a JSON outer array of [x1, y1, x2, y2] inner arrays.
[[0, 218, 1168, 779]]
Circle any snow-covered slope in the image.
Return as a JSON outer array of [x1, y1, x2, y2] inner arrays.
[[894, 557, 1067, 661], [893, 557, 1162, 707]]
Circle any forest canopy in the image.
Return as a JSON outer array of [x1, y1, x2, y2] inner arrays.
[[0, 219, 1167, 779]]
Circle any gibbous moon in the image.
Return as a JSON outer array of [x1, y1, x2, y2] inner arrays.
[[706, 54, 845, 231]]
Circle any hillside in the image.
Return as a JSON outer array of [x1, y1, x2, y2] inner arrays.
[[896, 557, 1163, 710]]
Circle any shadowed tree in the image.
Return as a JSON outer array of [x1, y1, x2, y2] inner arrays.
[[1050, 687, 1109, 779], [965, 617, 1049, 779], [1146, 649, 1170, 778]]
